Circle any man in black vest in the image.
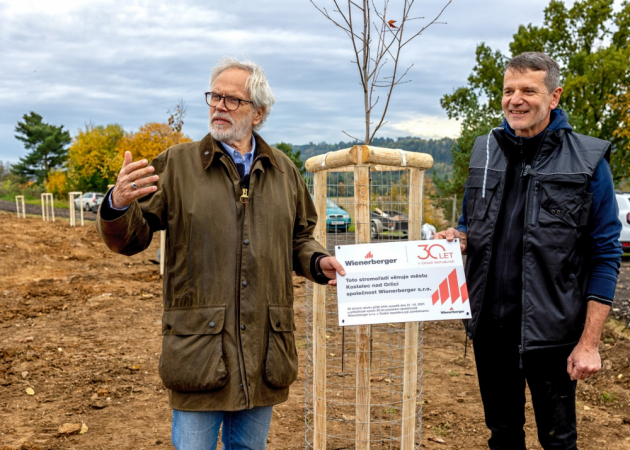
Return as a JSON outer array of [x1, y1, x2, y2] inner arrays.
[[436, 52, 623, 449]]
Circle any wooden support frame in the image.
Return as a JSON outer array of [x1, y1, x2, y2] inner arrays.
[[305, 145, 433, 173], [306, 146, 431, 450], [312, 170, 328, 450], [40, 193, 55, 222], [15, 195, 25, 218], [68, 192, 84, 227], [401, 168, 424, 449]]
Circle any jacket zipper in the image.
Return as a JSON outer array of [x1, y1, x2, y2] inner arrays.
[[221, 152, 254, 405], [497, 142, 523, 322], [233, 153, 265, 407], [519, 130, 548, 359]]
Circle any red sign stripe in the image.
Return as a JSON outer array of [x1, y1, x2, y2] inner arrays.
[[439, 279, 449, 305], [432, 290, 440, 305], [448, 269, 460, 304], [460, 283, 469, 303]]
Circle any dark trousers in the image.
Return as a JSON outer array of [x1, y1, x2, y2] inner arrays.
[[472, 323, 578, 450]]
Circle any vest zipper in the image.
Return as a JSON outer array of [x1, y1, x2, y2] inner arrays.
[[530, 181, 540, 225]]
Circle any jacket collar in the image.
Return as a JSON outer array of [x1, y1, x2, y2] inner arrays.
[[199, 132, 283, 173]]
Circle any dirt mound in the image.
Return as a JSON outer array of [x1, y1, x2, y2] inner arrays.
[[0, 211, 628, 449]]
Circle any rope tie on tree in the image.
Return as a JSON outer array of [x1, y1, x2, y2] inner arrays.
[[397, 149, 407, 167], [321, 152, 330, 169]]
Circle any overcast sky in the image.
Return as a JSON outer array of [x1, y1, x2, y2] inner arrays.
[[0, 0, 616, 163]]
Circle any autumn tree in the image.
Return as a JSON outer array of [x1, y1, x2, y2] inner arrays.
[[67, 124, 126, 192], [12, 112, 71, 184], [108, 123, 192, 175], [609, 86, 630, 189], [44, 169, 69, 198], [438, 0, 630, 195]]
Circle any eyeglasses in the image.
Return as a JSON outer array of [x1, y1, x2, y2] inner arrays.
[[205, 92, 253, 111]]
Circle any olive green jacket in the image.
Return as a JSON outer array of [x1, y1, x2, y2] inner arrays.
[[97, 133, 328, 411]]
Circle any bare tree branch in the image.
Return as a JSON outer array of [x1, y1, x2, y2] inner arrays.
[[401, 0, 452, 48], [309, 0, 452, 144], [342, 130, 362, 141]]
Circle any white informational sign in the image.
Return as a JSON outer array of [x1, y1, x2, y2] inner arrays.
[[335, 240, 471, 326]]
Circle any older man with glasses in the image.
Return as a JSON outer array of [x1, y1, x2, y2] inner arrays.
[[97, 57, 345, 450]]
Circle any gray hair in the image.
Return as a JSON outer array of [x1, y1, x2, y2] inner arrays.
[[506, 52, 561, 93], [209, 57, 275, 131]]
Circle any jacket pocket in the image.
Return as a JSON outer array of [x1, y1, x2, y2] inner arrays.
[[264, 305, 298, 388], [465, 176, 499, 221], [538, 181, 590, 228], [159, 306, 228, 392]]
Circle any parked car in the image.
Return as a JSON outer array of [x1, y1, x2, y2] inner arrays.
[[90, 195, 105, 213], [325, 198, 351, 231], [310, 196, 352, 231], [370, 208, 409, 239], [616, 191, 630, 253], [74, 192, 105, 211]]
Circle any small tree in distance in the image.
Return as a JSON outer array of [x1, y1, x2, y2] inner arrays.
[[309, 0, 452, 144], [276, 142, 305, 175], [12, 112, 71, 184]]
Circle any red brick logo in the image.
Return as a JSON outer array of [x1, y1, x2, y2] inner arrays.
[[431, 269, 468, 306], [365, 251, 374, 259]]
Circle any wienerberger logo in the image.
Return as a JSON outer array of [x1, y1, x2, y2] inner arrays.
[[345, 251, 397, 267], [417, 244, 454, 261]]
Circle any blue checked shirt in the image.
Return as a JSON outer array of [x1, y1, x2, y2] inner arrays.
[[221, 135, 256, 175]]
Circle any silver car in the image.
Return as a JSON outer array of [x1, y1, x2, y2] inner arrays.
[[74, 192, 105, 211], [616, 191, 630, 253]]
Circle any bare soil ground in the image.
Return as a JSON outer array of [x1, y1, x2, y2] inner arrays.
[[0, 211, 629, 450]]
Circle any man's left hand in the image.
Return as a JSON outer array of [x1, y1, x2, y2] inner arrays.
[[567, 343, 601, 381], [319, 257, 345, 286]]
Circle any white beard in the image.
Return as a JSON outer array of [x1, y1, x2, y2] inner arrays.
[[209, 111, 254, 144]]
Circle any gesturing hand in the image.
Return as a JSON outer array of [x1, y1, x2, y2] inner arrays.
[[111, 152, 159, 209]]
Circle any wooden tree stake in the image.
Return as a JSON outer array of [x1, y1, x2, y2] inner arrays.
[[312, 170, 328, 449], [41, 193, 55, 222], [354, 160, 371, 450], [15, 196, 25, 218], [401, 168, 423, 449]]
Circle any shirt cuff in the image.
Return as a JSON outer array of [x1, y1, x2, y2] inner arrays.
[[100, 189, 129, 221], [310, 252, 330, 285], [108, 188, 130, 211], [586, 294, 613, 307]]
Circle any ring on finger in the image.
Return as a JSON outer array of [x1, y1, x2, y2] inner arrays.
[[131, 181, 138, 189]]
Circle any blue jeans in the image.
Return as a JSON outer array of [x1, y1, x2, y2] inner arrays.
[[171, 406, 273, 450]]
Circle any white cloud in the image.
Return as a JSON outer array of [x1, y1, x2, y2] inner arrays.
[[387, 114, 461, 140], [0, 0, 567, 162]]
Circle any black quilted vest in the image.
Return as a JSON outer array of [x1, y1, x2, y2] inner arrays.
[[464, 128, 610, 351]]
